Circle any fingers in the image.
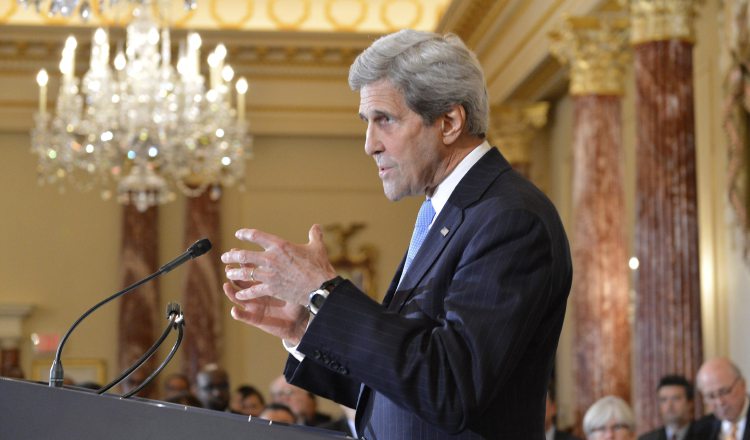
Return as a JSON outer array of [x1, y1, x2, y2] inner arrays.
[[235, 228, 283, 250], [221, 249, 261, 265]]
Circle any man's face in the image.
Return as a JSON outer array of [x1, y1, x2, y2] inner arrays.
[[270, 380, 313, 420], [359, 79, 448, 201], [699, 368, 747, 422], [657, 385, 691, 427], [195, 371, 230, 411]]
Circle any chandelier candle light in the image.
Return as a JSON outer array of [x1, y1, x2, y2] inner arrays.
[[32, 6, 251, 212]]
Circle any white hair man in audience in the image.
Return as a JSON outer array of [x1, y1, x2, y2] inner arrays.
[[696, 358, 749, 440]]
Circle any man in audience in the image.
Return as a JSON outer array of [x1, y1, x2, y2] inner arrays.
[[260, 403, 298, 424], [546, 385, 581, 440], [269, 375, 331, 426], [230, 384, 266, 417], [194, 363, 230, 411], [696, 358, 749, 440], [162, 372, 190, 400], [639, 375, 700, 440]]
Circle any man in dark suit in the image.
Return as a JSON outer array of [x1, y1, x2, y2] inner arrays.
[[221, 29, 572, 439], [694, 358, 749, 440], [638, 375, 700, 440]]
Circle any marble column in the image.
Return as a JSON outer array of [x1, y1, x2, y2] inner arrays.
[[182, 190, 222, 382], [627, 0, 704, 431], [550, 15, 631, 429], [118, 204, 160, 397], [488, 102, 549, 179]]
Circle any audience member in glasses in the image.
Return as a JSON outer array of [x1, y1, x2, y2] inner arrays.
[[638, 375, 701, 440], [695, 358, 749, 440], [583, 396, 636, 440]]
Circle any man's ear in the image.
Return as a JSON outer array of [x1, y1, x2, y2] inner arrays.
[[440, 104, 466, 145]]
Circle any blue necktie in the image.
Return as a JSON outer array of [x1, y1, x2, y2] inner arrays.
[[401, 199, 435, 279]]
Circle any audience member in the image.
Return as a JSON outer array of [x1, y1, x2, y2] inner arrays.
[[230, 384, 265, 417], [547, 385, 582, 440], [162, 372, 190, 400], [696, 358, 749, 440], [269, 375, 331, 426], [194, 363, 230, 411], [260, 403, 298, 424], [638, 375, 700, 440], [583, 396, 636, 440], [164, 391, 202, 408]]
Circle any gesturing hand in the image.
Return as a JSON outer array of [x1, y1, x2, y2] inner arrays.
[[221, 224, 337, 325]]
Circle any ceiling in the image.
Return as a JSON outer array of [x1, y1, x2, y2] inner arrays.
[[0, 0, 611, 136]]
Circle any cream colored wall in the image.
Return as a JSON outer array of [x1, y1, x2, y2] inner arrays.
[[0, 128, 420, 416]]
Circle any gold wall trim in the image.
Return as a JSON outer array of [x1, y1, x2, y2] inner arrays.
[[466, 0, 512, 50], [0, 0, 17, 23], [475, 0, 531, 63], [380, 0, 423, 31], [625, 0, 703, 44], [325, 0, 368, 31], [267, 0, 311, 30], [210, 0, 255, 29]]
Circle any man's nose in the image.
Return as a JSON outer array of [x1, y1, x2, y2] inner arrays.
[[364, 124, 382, 156]]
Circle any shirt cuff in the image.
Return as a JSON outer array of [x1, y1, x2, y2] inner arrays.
[[282, 338, 305, 362]]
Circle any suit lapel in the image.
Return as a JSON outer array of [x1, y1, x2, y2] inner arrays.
[[387, 147, 511, 313]]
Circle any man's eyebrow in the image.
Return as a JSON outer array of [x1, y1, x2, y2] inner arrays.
[[358, 110, 392, 121]]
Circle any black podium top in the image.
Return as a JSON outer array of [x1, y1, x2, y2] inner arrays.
[[0, 377, 347, 440]]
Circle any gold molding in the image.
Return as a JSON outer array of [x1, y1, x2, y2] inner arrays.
[[489, 102, 549, 164], [623, 0, 704, 44], [209, 0, 255, 30], [267, 0, 311, 30], [325, 0, 368, 31], [0, 0, 17, 24], [380, 0, 423, 31], [549, 14, 630, 96]]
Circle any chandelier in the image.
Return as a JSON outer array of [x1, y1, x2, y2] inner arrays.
[[31, 4, 251, 211], [17, 0, 197, 21]]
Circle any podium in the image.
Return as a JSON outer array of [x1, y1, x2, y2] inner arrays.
[[0, 377, 346, 440]]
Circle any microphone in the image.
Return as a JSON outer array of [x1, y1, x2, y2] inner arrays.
[[49, 239, 212, 388]]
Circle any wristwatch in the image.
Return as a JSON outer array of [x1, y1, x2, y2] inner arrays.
[[307, 276, 343, 316]]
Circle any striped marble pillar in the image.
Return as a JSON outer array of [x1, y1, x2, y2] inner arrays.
[[550, 14, 631, 430], [181, 190, 222, 382], [627, 0, 704, 431], [118, 204, 160, 398], [488, 102, 549, 179]]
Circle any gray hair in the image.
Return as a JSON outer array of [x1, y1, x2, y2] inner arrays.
[[349, 29, 489, 138], [582, 395, 635, 437]]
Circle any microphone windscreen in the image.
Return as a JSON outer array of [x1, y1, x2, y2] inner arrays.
[[188, 238, 212, 258]]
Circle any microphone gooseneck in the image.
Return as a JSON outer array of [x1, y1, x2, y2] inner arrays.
[[49, 239, 211, 388]]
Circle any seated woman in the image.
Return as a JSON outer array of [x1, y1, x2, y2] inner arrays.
[[583, 395, 636, 439]]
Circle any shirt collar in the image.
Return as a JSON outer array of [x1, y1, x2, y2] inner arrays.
[[428, 140, 492, 223], [721, 396, 749, 437]]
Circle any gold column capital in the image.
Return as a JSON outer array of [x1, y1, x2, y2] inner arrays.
[[489, 102, 549, 165], [622, 0, 704, 44], [550, 15, 630, 96]]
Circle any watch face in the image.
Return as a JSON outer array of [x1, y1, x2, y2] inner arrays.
[[311, 291, 327, 310]]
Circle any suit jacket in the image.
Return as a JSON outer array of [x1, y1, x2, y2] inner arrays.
[[692, 401, 750, 440], [284, 148, 573, 439], [637, 422, 702, 440]]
